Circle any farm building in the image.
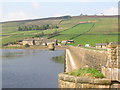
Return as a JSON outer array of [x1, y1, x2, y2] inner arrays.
[[22, 38, 35, 45], [85, 44, 90, 47], [22, 38, 57, 46], [61, 40, 68, 45], [96, 43, 108, 49]]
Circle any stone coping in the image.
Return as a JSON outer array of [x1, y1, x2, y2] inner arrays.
[[67, 46, 107, 52], [58, 73, 111, 85]]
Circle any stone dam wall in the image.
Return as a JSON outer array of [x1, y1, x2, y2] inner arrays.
[[65, 46, 108, 72], [59, 43, 120, 88]]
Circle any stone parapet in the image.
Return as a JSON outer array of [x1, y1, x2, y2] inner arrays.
[[102, 42, 120, 82], [58, 73, 114, 88]]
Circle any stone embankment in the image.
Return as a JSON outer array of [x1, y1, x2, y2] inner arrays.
[[65, 46, 108, 72], [58, 73, 120, 88], [59, 42, 120, 88]]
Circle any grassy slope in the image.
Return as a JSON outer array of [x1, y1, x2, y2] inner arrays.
[[1, 19, 63, 44], [52, 17, 118, 46], [87, 17, 118, 34], [1, 16, 119, 46], [52, 23, 94, 40]]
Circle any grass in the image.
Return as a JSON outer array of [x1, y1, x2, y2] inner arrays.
[[2, 34, 35, 45], [52, 17, 118, 46], [52, 23, 94, 40], [66, 68, 105, 78], [87, 17, 118, 34], [67, 34, 118, 46], [1, 18, 70, 44], [1, 16, 118, 45]]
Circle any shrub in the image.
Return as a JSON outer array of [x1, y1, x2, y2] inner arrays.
[[25, 44, 30, 47]]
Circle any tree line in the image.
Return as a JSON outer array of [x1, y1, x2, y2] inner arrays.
[[18, 24, 59, 31], [34, 30, 59, 38]]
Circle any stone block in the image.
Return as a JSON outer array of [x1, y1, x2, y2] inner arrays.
[[98, 85, 110, 88], [111, 56, 117, 59], [111, 49, 117, 53], [64, 76, 75, 82], [106, 68, 112, 79], [101, 67, 120, 82], [111, 84, 120, 88], [76, 77, 92, 83], [69, 82, 76, 88], [82, 84, 95, 88], [59, 76, 64, 80], [101, 66, 107, 77], [93, 79, 111, 85], [75, 83, 83, 88]]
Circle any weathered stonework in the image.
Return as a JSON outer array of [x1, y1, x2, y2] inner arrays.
[[107, 47, 118, 68], [64, 42, 120, 88], [23, 40, 34, 45], [58, 73, 113, 88], [65, 46, 108, 72], [102, 43, 120, 82], [22, 37, 57, 46], [65, 42, 120, 82]]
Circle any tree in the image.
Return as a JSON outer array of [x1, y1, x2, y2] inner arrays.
[[18, 24, 59, 31], [28, 26, 32, 30], [46, 24, 50, 29], [24, 26, 28, 31], [18, 26, 22, 31], [36, 25, 40, 30]]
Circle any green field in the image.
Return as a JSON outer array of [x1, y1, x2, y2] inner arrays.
[[51, 23, 94, 40], [51, 17, 119, 46], [1, 16, 119, 46]]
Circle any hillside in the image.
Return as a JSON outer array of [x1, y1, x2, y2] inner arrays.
[[1, 15, 119, 46]]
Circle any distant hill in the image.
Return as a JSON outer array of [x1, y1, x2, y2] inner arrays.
[[1, 15, 72, 23], [1, 15, 119, 46]]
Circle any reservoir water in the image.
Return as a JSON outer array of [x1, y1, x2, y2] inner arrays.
[[1, 49, 64, 88]]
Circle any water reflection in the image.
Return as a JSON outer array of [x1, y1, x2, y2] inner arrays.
[[51, 53, 65, 64], [1, 49, 43, 59]]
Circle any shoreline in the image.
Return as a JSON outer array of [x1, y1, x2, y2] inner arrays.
[[0, 45, 106, 51], [0, 46, 66, 50]]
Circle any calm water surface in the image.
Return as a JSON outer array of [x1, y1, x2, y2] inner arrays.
[[1, 49, 64, 88]]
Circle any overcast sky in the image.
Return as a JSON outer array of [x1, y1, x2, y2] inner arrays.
[[0, 0, 119, 22]]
